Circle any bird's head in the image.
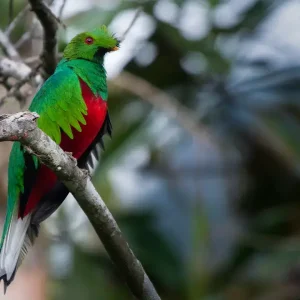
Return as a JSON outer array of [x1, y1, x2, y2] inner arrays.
[[63, 25, 119, 62]]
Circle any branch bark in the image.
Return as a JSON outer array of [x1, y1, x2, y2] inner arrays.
[[0, 112, 160, 300], [0, 57, 31, 80], [28, 0, 58, 76]]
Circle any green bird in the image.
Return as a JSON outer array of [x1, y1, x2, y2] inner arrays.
[[0, 25, 119, 290]]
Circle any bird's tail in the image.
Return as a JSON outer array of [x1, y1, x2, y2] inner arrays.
[[0, 213, 38, 292]]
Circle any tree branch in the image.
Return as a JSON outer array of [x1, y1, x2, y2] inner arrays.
[[0, 30, 20, 60], [58, 0, 67, 19], [0, 57, 42, 106], [0, 112, 161, 300], [121, 7, 143, 40], [5, 4, 30, 36], [0, 57, 31, 80], [28, 0, 58, 76]]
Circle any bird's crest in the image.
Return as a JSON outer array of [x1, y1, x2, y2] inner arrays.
[[63, 25, 119, 61]]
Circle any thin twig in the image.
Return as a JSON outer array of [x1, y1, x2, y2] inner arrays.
[[0, 30, 20, 60], [14, 21, 37, 49], [0, 112, 161, 300], [14, 2, 66, 50], [5, 4, 30, 36], [15, 31, 32, 49], [121, 7, 143, 40], [47, 0, 67, 28], [58, 0, 67, 19], [28, 0, 59, 76]]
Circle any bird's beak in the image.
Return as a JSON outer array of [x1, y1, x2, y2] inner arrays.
[[111, 46, 119, 51]]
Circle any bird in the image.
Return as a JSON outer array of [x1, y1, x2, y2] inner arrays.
[[0, 25, 119, 291]]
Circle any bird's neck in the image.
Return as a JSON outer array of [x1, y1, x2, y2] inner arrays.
[[57, 58, 108, 100]]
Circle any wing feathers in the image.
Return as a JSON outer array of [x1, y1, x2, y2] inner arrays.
[[0, 215, 31, 283], [19, 150, 39, 218], [32, 68, 87, 144], [79, 113, 112, 170], [0, 66, 112, 290]]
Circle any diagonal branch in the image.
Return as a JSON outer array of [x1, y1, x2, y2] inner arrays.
[[121, 7, 143, 40], [5, 4, 30, 36], [28, 0, 58, 76], [58, 0, 67, 19], [0, 112, 161, 300], [0, 30, 20, 60]]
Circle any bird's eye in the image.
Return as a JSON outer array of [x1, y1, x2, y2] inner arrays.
[[85, 37, 94, 45]]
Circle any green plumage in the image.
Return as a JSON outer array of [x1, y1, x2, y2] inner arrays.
[[35, 66, 87, 143], [1, 66, 87, 247], [64, 25, 117, 61], [0, 25, 119, 257], [3, 143, 25, 243]]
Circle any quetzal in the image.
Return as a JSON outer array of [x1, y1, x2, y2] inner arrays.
[[0, 25, 119, 290]]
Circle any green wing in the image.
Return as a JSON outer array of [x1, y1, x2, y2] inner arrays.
[[1, 67, 87, 246], [30, 67, 87, 144]]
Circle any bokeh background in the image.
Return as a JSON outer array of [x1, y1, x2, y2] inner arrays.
[[1, 0, 300, 299]]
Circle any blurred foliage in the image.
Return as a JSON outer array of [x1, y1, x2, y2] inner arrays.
[[5, 0, 300, 299]]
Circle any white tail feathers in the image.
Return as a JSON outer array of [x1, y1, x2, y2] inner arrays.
[[0, 215, 31, 286]]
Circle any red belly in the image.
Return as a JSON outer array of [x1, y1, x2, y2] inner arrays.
[[22, 79, 107, 216]]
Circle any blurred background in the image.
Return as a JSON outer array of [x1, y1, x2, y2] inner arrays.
[[1, 0, 300, 299]]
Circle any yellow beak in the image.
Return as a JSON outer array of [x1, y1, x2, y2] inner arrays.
[[111, 46, 119, 51]]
